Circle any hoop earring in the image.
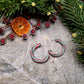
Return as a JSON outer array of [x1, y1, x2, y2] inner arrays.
[[30, 43, 50, 63], [48, 39, 66, 57]]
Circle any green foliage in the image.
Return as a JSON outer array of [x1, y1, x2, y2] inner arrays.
[[73, 30, 84, 44], [77, 47, 84, 63], [54, 0, 84, 63], [0, 0, 55, 18]]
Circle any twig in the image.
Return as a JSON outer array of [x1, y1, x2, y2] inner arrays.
[[5, 31, 13, 39], [29, 20, 36, 29], [0, 24, 11, 29]]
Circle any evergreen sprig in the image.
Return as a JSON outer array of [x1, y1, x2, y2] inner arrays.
[[0, 0, 55, 18], [54, 0, 84, 63]]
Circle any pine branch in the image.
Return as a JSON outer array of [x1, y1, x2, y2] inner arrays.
[[54, 0, 84, 64]]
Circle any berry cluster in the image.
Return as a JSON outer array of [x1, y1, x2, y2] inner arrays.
[[0, 15, 57, 45], [30, 16, 57, 36]]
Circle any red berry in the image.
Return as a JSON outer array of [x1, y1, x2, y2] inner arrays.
[[37, 22, 41, 27], [53, 17, 57, 21], [22, 34, 27, 40], [31, 29, 35, 34], [10, 35, 14, 38], [37, 18, 41, 22], [51, 17, 57, 23], [0, 38, 6, 45], [31, 29, 35, 36], [56, 11, 59, 15], [10, 34, 14, 40], [5, 19, 8, 23], [5, 18, 10, 25], [58, 6, 61, 9], [23, 34, 27, 38], [45, 22, 50, 28], [0, 29, 4, 35]]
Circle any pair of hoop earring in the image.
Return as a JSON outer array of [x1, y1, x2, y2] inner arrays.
[[30, 39, 66, 63]]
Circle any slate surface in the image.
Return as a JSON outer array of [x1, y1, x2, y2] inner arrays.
[[0, 17, 84, 84]]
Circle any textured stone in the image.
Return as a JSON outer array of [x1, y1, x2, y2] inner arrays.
[[22, 18, 84, 84], [0, 17, 84, 84], [0, 57, 16, 78], [0, 70, 37, 84]]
